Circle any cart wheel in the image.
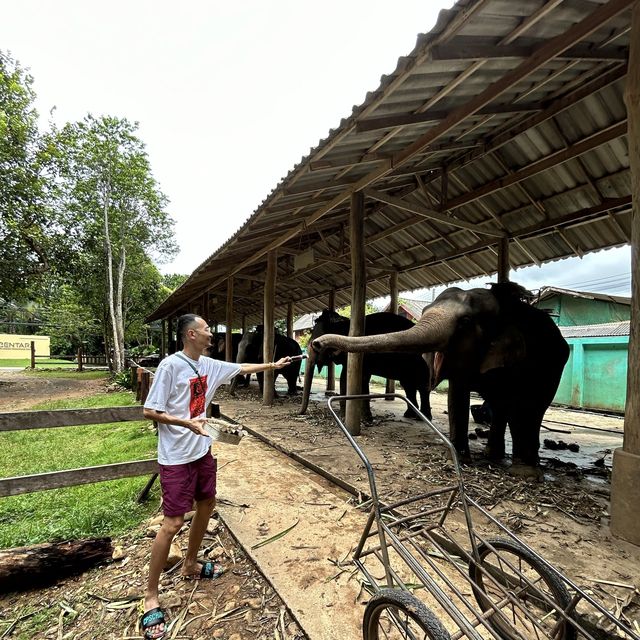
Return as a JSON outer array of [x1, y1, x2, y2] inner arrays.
[[468, 537, 576, 640], [363, 589, 451, 640]]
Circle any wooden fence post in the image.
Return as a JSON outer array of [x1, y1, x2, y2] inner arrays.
[[140, 371, 151, 404], [30, 341, 36, 370], [130, 365, 138, 393], [77, 346, 83, 372]]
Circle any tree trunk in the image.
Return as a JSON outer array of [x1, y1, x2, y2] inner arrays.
[[0, 538, 113, 593], [103, 182, 122, 372]]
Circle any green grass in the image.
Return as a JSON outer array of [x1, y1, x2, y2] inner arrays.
[[0, 390, 160, 549], [0, 357, 80, 368]]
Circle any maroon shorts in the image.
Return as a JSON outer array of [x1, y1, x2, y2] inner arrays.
[[159, 452, 217, 517]]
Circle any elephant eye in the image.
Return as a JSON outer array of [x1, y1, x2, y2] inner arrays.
[[459, 315, 472, 326]]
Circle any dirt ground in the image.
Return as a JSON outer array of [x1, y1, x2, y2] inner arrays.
[[0, 370, 307, 640], [214, 376, 640, 638], [1, 369, 639, 639]]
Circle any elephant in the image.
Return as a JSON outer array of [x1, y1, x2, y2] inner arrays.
[[312, 283, 570, 477], [207, 333, 249, 387], [231, 326, 302, 395], [301, 310, 433, 420]]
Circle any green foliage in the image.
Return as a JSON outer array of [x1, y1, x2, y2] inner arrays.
[[298, 332, 311, 349], [0, 51, 72, 301], [337, 302, 379, 318], [162, 272, 189, 291], [113, 369, 133, 389], [0, 390, 158, 548]]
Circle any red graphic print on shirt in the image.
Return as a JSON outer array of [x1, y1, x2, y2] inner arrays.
[[189, 374, 209, 418]]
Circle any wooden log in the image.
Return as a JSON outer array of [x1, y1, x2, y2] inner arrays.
[[498, 235, 510, 282], [0, 537, 113, 592], [286, 301, 294, 339]]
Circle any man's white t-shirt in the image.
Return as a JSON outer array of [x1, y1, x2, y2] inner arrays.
[[144, 352, 242, 465]]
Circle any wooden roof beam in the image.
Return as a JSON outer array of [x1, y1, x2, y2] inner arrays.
[[445, 120, 627, 211], [393, 0, 634, 169], [430, 39, 628, 62], [365, 187, 504, 237], [356, 103, 542, 134]]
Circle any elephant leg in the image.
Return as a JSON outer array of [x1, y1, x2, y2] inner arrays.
[[419, 386, 432, 421], [447, 380, 471, 462], [485, 405, 506, 461], [339, 370, 347, 416], [285, 369, 298, 395], [257, 371, 264, 394], [508, 406, 545, 468], [400, 381, 420, 419]]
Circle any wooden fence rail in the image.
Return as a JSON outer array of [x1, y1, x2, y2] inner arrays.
[[29, 342, 108, 370], [0, 404, 157, 498]]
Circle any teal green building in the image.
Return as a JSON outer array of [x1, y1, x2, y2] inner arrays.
[[534, 288, 631, 413]]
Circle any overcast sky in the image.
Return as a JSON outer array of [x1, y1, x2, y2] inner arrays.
[[2, 0, 631, 298]]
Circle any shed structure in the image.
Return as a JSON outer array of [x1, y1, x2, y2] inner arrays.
[[535, 286, 631, 325], [147, 0, 640, 544]]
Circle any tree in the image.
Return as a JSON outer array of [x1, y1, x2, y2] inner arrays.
[[0, 51, 70, 301], [53, 115, 177, 371], [162, 273, 188, 291]]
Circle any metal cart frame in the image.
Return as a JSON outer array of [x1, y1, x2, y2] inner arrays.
[[328, 393, 640, 640]]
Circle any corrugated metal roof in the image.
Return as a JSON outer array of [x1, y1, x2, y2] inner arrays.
[[560, 320, 630, 337], [537, 286, 631, 305], [148, 0, 634, 326]]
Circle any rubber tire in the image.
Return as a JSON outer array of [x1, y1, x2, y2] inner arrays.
[[468, 537, 576, 640], [363, 588, 451, 640]]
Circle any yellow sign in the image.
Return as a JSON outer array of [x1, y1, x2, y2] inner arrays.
[[0, 334, 50, 359]]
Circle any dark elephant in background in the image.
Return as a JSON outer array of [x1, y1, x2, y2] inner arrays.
[[231, 326, 302, 396], [312, 283, 570, 477], [208, 333, 248, 387], [301, 310, 433, 420]]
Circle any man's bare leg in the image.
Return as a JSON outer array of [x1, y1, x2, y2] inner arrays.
[[143, 515, 183, 637], [181, 496, 216, 577]]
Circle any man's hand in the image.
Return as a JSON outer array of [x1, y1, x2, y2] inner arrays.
[[273, 356, 292, 369], [185, 418, 208, 435]]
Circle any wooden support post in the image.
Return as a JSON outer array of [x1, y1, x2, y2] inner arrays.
[[386, 271, 399, 398], [497, 235, 510, 282], [611, 0, 640, 546], [160, 319, 166, 359], [226, 277, 234, 362], [242, 314, 247, 334], [327, 289, 336, 392], [346, 191, 366, 435], [167, 316, 175, 355], [77, 346, 83, 373], [287, 301, 294, 339], [30, 341, 35, 370], [263, 251, 277, 406]]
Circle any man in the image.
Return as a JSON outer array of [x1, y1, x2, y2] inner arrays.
[[140, 313, 292, 640]]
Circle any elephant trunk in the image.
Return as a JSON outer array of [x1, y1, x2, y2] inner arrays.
[[313, 310, 452, 354], [299, 346, 317, 414]]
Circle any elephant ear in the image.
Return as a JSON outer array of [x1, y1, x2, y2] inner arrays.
[[479, 325, 527, 373]]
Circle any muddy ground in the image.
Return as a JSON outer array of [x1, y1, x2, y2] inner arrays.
[[1, 369, 638, 638]]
